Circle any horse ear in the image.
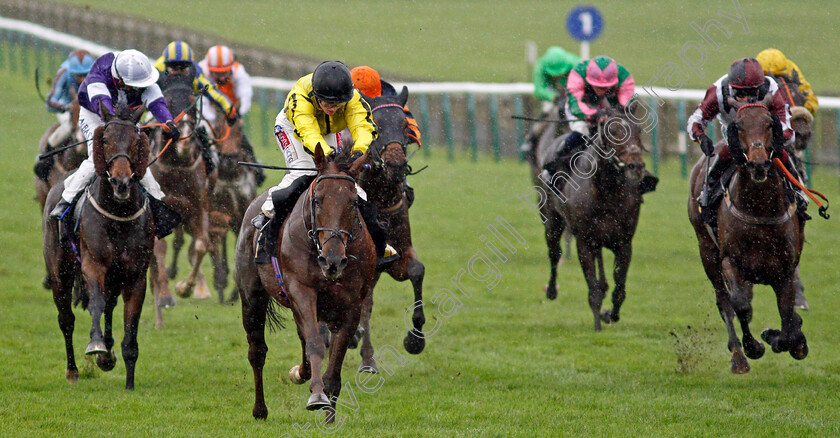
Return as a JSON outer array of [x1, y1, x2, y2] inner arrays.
[[397, 86, 409, 107], [130, 105, 147, 125], [133, 132, 150, 179], [99, 100, 113, 123], [313, 142, 326, 171], [348, 150, 367, 178], [92, 126, 107, 174]]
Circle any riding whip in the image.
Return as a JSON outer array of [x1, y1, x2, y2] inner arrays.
[[34, 66, 46, 103], [237, 162, 317, 171], [37, 138, 91, 160]]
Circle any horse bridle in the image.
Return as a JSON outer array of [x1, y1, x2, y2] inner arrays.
[[593, 115, 638, 171], [733, 103, 776, 163], [101, 119, 142, 179], [306, 174, 361, 255], [369, 103, 409, 167]]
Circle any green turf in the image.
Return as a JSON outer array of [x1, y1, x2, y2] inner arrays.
[[3, 67, 840, 437], [44, 0, 839, 93]]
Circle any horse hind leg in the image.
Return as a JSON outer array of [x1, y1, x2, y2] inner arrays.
[[793, 264, 808, 310], [242, 287, 270, 419], [52, 271, 79, 382], [176, 232, 211, 299], [120, 279, 146, 390], [210, 232, 230, 303], [358, 292, 378, 373]]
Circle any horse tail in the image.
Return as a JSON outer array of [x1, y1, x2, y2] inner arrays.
[[72, 271, 89, 309], [264, 296, 287, 332]]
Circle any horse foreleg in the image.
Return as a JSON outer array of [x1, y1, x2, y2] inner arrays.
[[403, 254, 426, 354], [166, 228, 184, 279], [323, 305, 363, 424], [210, 231, 230, 303], [721, 261, 764, 360], [543, 208, 564, 300], [242, 286, 270, 419], [577, 243, 605, 332], [604, 243, 631, 324], [121, 278, 146, 390], [81, 260, 108, 355], [94, 291, 119, 373], [763, 278, 808, 360], [715, 256, 749, 373], [291, 291, 329, 411]]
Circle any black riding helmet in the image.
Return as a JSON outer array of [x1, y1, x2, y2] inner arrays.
[[312, 61, 354, 103]]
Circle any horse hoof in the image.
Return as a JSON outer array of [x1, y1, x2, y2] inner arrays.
[[359, 362, 378, 374], [790, 340, 809, 360], [65, 368, 79, 383], [158, 295, 177, 309], [174, 281, 193, 298], [85, 340, 107, 355], [404, 332, 425, 355], [252, 405, 268, 420], [96, 350, 117, 372], [306, 393, 331, 411], [730, 350, 751, 374], [794, 296, 810, 311], [544, 284, 557, 300], [289, 365, 306, 384], [600, 309, 618, 324], [166, 265, 178, 280], [743, 338, 765, 360], [194, 283, 212, 300], [761, 329, 784, 353]]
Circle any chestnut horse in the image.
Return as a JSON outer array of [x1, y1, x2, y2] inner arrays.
[[688, 98, 807, 373], [235, 145, 375, 420], [148, 77, 215, 326], [539, 106, 647, 331], [208, 106, 258, 303], [42, 102, 154, 389]]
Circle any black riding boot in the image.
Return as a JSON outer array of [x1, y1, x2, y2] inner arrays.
[[196, 128, 217, 176], [358, 197, 395, 265], [241, 134, 266, 186], [699, 154, 731, 225], [542, 131, 587, 186], [639, 170, 659, 195], [253, 175, 314, 264], [404, 181, 415, 209], [148, 196, 181, 239]]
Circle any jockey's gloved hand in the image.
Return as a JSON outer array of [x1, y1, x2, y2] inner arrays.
[[164, 121, 180, 141], [699, 134, 714, 156], [226, 110, 239, 127]]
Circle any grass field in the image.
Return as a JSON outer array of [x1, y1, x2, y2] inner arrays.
[[48, 0, 840, 93], [3, 64, 840, 438]]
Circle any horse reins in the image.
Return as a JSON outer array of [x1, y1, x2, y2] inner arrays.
[[306, 174, 361, 254]]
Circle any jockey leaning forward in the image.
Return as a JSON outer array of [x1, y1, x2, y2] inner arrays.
[[49, 49, 181, 238], [251, 60, 398, 264], [198, 44, 265, 185], [687, 57, 807, 224], [542, 55, 657, 194], [154, 40, 236, 176]]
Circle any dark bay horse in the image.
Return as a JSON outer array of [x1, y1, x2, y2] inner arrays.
[[539, 106, 647, 331], [148, 77, 216, 325], [42, 102, 154, 389], [235, 145, 375, 420], [345, 89, 427, 373], [208, 106, 258, 303], [688, 99, 807, 374]]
